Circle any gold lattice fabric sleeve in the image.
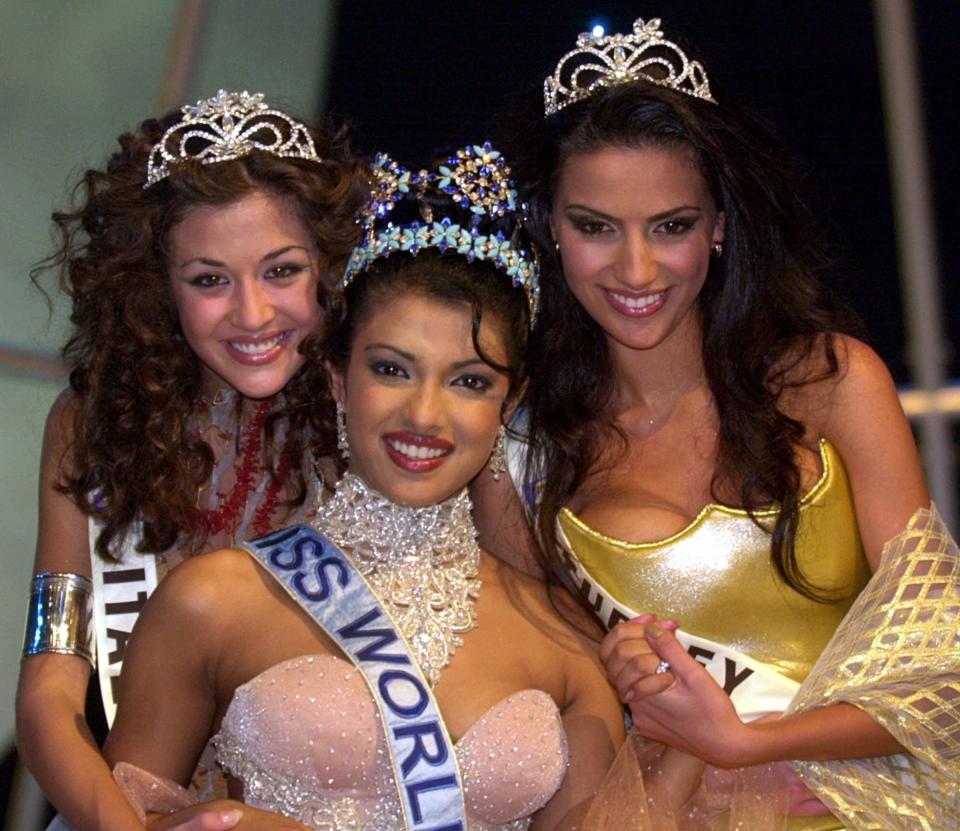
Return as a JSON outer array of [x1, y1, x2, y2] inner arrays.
[[786, 504, 960, 829]]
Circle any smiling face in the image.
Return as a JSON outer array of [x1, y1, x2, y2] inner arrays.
[[168, 191, 323, 399], [551, 144, 724, 355], [331, 293, 511, 508]]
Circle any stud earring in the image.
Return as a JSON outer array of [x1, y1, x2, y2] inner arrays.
[[712, 242, 724, 258], [489, 424, 507, 481], [336, 401, 349, 460]]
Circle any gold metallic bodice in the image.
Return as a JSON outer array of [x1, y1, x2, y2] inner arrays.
[[559, 440, 870, 685]]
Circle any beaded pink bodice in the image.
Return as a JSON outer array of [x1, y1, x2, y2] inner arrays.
[[214, 655, 569, 831]]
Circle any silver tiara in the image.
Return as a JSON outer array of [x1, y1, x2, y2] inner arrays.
[[144, 89, 321, 188], [544, 18, 715, 116]]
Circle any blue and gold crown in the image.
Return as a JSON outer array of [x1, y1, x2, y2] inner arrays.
[[340, 143, 540, 323]]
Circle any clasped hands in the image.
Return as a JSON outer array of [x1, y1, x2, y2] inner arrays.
[[600, 615, 831, 817], [600, 614, 754, 768]]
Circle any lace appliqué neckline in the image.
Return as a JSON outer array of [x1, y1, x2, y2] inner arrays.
[[313, 473, 481, 686]]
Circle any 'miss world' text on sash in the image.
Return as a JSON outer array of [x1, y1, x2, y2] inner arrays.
[[244, 524, 467, 831]]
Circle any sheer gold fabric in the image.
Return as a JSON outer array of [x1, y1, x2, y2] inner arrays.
[[788, 504, 960, 829]]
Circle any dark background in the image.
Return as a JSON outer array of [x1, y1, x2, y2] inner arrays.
[[325, 0, 959, 384]]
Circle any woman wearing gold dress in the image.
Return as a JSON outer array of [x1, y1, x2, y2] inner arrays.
[[473, 17, 959, 830]]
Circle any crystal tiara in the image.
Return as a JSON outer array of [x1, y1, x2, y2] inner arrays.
[[544, 17, 715, 116], [340, 143, 540, 323], [144, 89, 321, 188]]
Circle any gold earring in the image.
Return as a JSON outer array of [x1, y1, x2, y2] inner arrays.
[[712, 242, 724, 258]]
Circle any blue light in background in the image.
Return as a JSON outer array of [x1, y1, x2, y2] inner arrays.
[[587, 17, 610, 38]]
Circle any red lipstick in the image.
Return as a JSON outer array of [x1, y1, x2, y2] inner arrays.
[[382, 431, 454, 473]]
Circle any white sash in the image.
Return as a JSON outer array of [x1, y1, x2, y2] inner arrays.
[[88, 518, 158, 726], [243, 524, 467, 831]]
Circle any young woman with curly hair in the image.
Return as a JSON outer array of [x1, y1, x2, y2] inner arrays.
[[17, 91, 367, 831], [472, 18, 958, 830]]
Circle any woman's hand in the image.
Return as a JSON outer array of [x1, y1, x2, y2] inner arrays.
[[621, 623, 754, 768], [603, 619, 836, 814], [751, 716, 832, 817], [779, 764, 833, 817], [149, 802, 311, 830], [600, 615, 679, 702]]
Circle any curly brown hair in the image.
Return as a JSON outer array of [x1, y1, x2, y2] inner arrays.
[[33, 105, 368, 558]]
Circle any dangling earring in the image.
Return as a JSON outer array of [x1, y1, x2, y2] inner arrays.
[[489, 424, 507, 482], [712, 242, 724, 258], [336, 401, 349, 460]]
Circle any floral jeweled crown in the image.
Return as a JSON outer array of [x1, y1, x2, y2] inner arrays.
[[144, 89, 321, 188], [340, 143, 540, 323], [544, 17, 715, 116]]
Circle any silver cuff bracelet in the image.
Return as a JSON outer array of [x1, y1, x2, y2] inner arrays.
[[22, 572, 95, 666]]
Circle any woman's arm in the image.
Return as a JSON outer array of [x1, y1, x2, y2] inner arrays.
[[101, 558, 220, 785], [16, 393, 240, 831], [17, 392, 145, 831], [530, 631, 626, 830], [608, 622, 904, 769], [103, 552, 313, 831], [819, 335, 930, 567]]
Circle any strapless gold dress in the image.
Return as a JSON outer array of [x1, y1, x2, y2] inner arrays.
[[558, 440, 870, 687], [559, 440, 867, 830]]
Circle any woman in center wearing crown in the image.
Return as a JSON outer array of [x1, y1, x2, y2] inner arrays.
[[100, 145, 628, 831], [471, 17, 959, 831]]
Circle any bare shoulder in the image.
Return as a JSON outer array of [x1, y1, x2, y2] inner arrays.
[[788, 335, 927, 565], [34, 389, 90, 574], [778, 334, 896, 436], [146, 547, 261, 632], [480, 552, 604, 663], [40, 388, 79, 470], [829, 334, 896, 396], [807, 334, 903, 435], [46, 387, 78, 427]]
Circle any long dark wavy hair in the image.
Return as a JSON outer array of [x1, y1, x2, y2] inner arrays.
[[508, 80, 856, 600], [33, 107, 367, 559]]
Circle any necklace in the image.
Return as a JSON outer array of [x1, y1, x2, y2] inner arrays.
[[195, 395, 288, 539], [313, 473, 482, 686]]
